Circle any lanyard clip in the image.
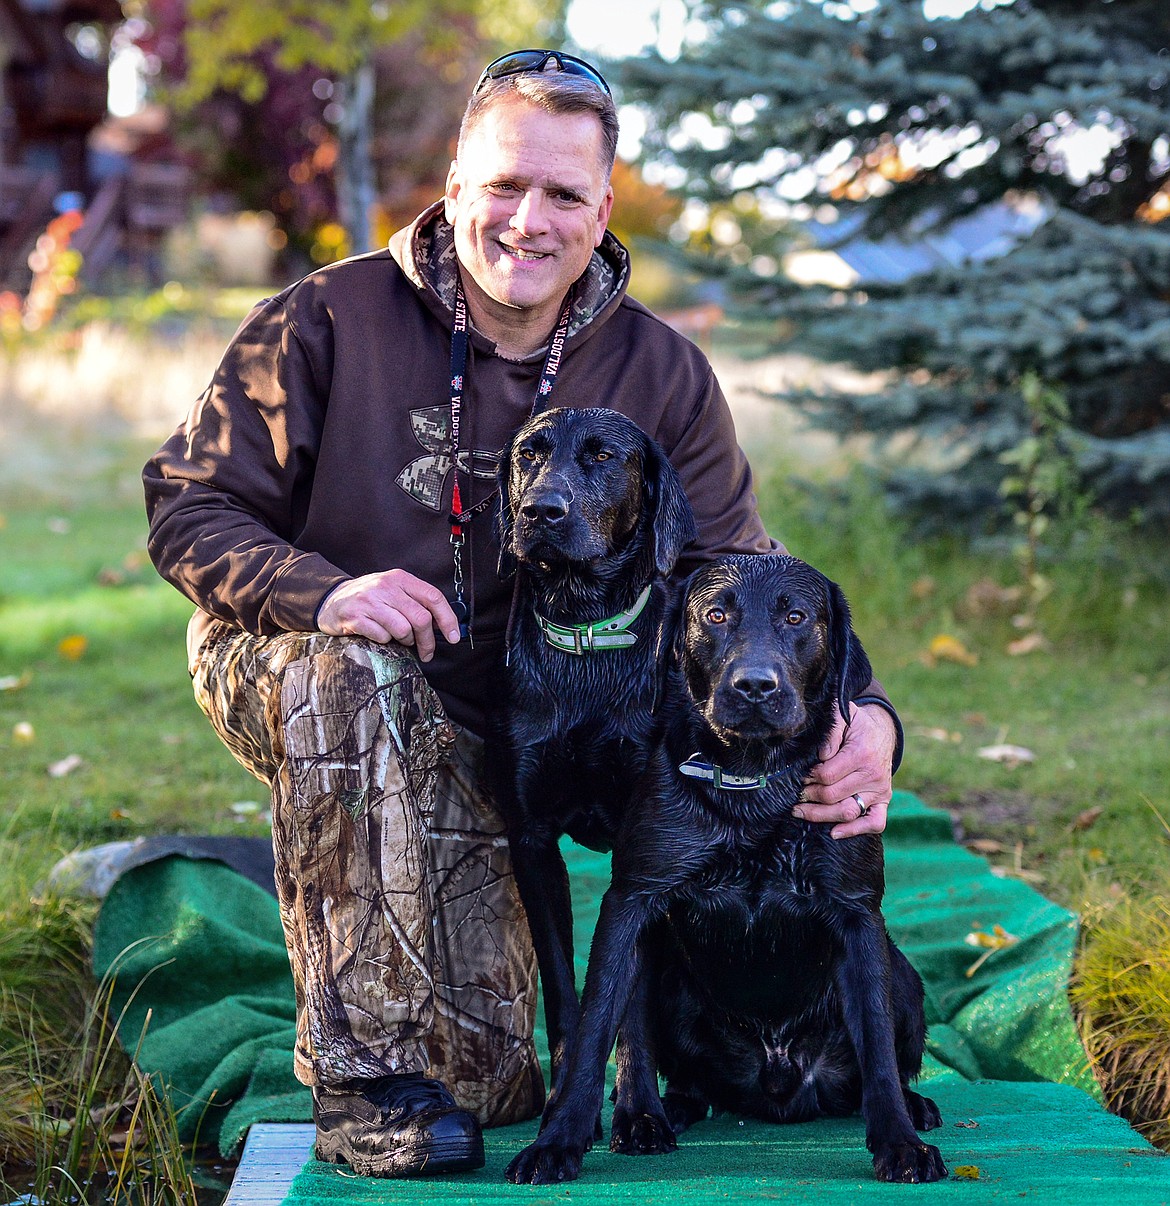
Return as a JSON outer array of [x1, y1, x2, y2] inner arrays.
[[449, 523, 470, 643]]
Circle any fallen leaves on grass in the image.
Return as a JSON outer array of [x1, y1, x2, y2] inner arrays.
[[965, 924, 1020, 980], [97, 550, 152, 587], [1070, 806, 1105, 832], [58, 634, 88, 660], [977, 743, 1035, 768], [990, 864, 1046, 885], [912, 725, 963, 743], [1007, 631, 1049, 656], [958, 578, 1023, 619], [924, 634, 979, 667], [952, 1165, 981, 1180], [988, 843, 1047, 886], [964, 838, 1007, 855], [12, 721, 35, 745], [0, 670, 32, 692], [48, 754, 84, 778]]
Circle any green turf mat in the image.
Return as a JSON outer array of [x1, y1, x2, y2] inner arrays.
[[94, 791, 1112, 1171], [282, 1077, 1170, 1203]]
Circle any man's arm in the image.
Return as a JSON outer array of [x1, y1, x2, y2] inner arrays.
[[144, 295, 345, 632], [144, 294, 459, 656]]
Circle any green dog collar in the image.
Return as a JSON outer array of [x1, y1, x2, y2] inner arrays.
[[535, 584, 653, 655]]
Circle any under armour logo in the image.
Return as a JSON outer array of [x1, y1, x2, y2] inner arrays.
[[396, 405, 497, 512]]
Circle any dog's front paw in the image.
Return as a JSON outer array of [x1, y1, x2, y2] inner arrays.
[[905, 1089, 943, 1132], [872, 1139, 947, 1183], [506, 1137, 586, 1185], [661, 1089, 709, 1135], [609, 1106, 678, 1156]]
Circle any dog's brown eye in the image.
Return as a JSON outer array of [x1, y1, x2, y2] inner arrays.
[[706, 608, 727, 624], [594, 451, 612, 462], [786, 610, 806, 625], [520, 448, 537, 462]]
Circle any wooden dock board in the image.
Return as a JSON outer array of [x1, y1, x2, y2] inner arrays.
[[222, 1123, 316, 1206]]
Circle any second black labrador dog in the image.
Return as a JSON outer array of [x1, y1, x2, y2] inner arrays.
[[491, 406, 695, 1098], [507, 554, 946, 1185]]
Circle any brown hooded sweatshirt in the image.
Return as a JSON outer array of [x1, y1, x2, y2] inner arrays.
[[144, 203, 898, 750]]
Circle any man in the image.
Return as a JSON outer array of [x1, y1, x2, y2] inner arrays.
[[144, 49, 902, 1179]]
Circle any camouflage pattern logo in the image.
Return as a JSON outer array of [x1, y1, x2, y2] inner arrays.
[[396, 405, 498, 512]]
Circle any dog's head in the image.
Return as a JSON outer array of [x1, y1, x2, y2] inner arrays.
[[496, 407, 696, 581], [676, 554, 872, 747]]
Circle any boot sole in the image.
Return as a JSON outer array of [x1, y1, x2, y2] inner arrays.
[[316, 1129, 485, 1177]]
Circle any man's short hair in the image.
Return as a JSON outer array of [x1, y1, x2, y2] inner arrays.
[[458, 71, 619, 178]]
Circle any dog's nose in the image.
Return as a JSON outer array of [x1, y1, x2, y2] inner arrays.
[[731, 668, 780, 701], [521, 492, 570, 524]]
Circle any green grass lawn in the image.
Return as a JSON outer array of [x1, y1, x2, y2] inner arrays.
[[0, 436, 264, 892]]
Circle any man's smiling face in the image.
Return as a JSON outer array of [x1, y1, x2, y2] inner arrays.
[[444, 94, 614, 352]]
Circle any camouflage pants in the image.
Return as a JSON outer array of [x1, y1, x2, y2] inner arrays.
[[188, 619, 544, 1127]]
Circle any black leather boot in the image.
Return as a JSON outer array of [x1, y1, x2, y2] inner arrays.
[[313, 1073, 485, 1177]]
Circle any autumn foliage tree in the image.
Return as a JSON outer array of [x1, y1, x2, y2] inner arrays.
[[132, 0, 567, 256]]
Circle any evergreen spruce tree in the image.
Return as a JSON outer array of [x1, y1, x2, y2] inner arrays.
[[620, 0, 1170, 526]]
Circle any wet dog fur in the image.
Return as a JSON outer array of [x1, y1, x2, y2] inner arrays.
[[506, 554, 946, 1185], [490, 406, 695, 1098]]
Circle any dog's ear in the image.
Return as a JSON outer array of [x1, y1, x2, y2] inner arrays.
[[656, 574, 692, 709], [642, 439, 698, 576], [495, 434, 519, 580], [826, 578, 873, 720]]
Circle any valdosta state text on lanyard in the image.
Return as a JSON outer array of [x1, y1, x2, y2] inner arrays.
[[446, 278, 574, 643]]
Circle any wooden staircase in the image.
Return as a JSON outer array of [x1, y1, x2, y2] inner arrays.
[[0, 161, 190, 295], [0, 165, 59, 292]]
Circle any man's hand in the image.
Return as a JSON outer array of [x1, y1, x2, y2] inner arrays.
[[794, 703, 898, 839], [317, 570, 461, 662]]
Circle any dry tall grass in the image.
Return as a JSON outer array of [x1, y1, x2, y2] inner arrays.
[[1073, 892, 1170, 1148], [0, 316, 860, 481], [2, 322, 228, 431]]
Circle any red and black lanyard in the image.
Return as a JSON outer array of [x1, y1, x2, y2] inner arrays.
[[446, 278, 573, 643]]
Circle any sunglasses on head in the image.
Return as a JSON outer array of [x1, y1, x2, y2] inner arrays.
[[474, 49, 611, 97]]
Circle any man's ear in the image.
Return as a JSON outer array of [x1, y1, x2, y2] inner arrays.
[[495, 434, 518, 581], [443, 160, 461, 223], [593, 184, 615, 246]]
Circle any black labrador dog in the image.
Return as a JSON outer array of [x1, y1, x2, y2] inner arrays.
[[507, 554, 946, 1185], [491, 406, 696, 1099]]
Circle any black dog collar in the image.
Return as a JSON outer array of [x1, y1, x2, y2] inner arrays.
[[677, 755, 789, 791], [535, 584, 652, 654]]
